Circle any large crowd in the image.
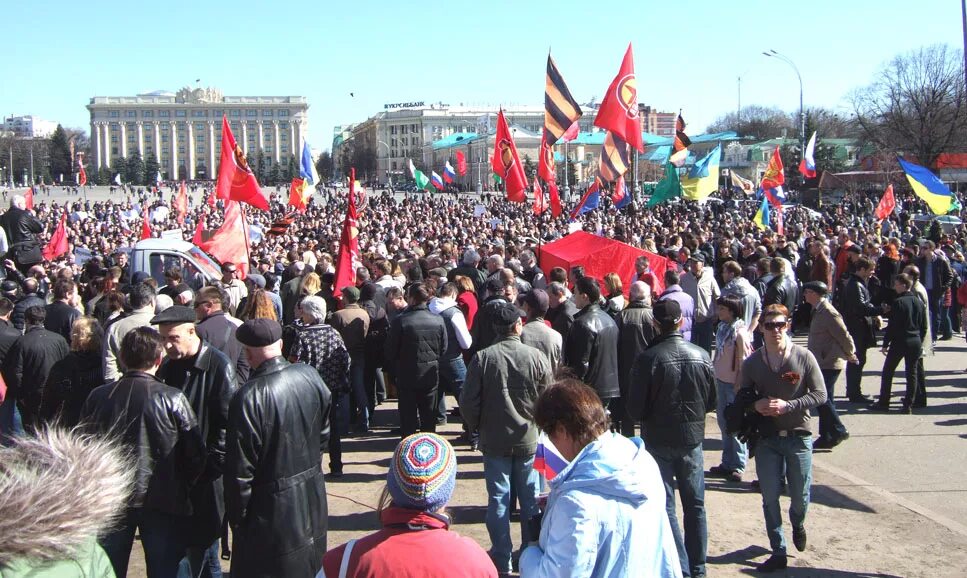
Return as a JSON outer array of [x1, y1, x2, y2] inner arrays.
[[0, 179, 963, 577]]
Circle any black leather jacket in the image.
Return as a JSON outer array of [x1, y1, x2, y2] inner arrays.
[[563, 303, 620, 400], [842, 274, 879, 347], [616, 300, 657, 397], [764, 274, 799, 314], [386, 303, 447, 391], [627, 332, 716, 447], [0, 206, 42, 246], [225, 357, 331, 578], [80, 371, 206, 515]]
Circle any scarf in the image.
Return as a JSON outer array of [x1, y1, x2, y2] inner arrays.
[[715, 317, 746, 354]]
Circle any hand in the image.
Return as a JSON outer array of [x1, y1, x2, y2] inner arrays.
[[848, 354, 859, 364], [2, 259, 13, 270]]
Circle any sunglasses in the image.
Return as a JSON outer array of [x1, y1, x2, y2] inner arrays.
[[763, 320, 789, 331]]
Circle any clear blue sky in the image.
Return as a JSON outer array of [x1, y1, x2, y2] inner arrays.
[[2, 0, 962, 151]]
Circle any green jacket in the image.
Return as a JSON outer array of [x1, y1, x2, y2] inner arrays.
[[1, 539, 115, 578]]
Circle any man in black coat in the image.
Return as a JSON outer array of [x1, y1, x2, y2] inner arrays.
[[615, 281, 657, 437], [871, 273, 928, 413], [11, 278, 45, 331], [841, 256, 880, 403], [385, 283, 447, 437], [225, 319, 332, 578], [81, 326, 206, 578], [44, 278, 80, 346], [1, 306, 69, 432], [562, 276, 620, 408], [763, 258, 799, 315], [0, 297, 20, 362], [546, 281, 578, 341], [915, 240, 953, 342], [154, 306, 238, 577], [0, 195, 43, 274], [469, 277, 513, 356]]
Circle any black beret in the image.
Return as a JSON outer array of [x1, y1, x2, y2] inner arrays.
[[802, 281, 829, 295], [236, 318, 283, 347], [491, 301, 523, 327], [150, 305, 196, 325]]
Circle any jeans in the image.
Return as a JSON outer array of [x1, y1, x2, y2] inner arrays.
[[328, 392, 350, 472], [349, 355, 369, 431], [755, 434, 813, 556], [179, 540, 222, 578], [398, 384, 437, 438], [817, 369, 848, 441], [844, 346, 867, 399], [610, 396, 637, 437], [691, 317, 714, 355], [0, 396, 23, 446], [927, 289, 943, 342], [648, 443, 707, 578], [100, 507, 189, 578], [879, 340, 924, 406], [436, 356, 467, 423], [483, 454, 540, 573], [714, 380, 747, 472]]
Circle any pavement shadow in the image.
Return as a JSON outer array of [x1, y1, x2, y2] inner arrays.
[[810, 484, 875, 514], [707, 544, 770, 567], [328, 510, 379, 532], [739, 568, 902, 577], [938, 418, 967, 426], [448, 504, 488, 526]]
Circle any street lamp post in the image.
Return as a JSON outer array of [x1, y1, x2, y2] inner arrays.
[[377, 140, 391, 189], [764, 49, 805, 172]]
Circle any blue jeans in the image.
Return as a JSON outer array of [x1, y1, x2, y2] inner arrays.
[[349, 355, 369, 431], [328, 392, 350, 472], [691, 317, 714, 355], [437, 356, 467, 423], [0, 396, 23, 446], [483, 453, 540, 573], [179, 540, 222, 578], [755, 435, 813, 556], [100, 507, 189, 578], [715, 380, 747, 472], [648, 443, 707, 577], [816, 369, 848, 441]]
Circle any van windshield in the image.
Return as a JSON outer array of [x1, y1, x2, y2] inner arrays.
[[187, 246, 223, 279]]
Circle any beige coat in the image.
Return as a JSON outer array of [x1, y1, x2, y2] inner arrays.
[[807, 299, 856, 369]]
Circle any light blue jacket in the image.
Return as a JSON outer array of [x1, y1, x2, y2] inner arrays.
[[519, 433, 682, 578]]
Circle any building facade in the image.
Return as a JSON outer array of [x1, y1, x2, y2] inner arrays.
[[2, 115, 59, 138], [87, 87, 308, 180]]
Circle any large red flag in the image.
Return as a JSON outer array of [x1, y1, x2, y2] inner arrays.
[[200, 201, 249, 278], [455, 150, 467, 176], [289, 178, 310, 212], [333, 169, 362, 297], [593, 43, 643, 152], [216, 116, 267, 210], [175, 181, 188, 225], [491, 110, 528, 202], [24, 187, 34, 210], [875, 184, 896, 221], [761, 145, 785, 190], [42, 213, 69, 261], [538, 133, 556, 183], [140, 206, 152, 240], [548, 181, 562, 218], [192, 213, 206, 246], [533, 179, 547, 215]]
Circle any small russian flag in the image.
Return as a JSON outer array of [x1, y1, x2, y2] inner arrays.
[[430, 171, 445, 191], [443, 161, 456, 184], [534, 432, 569, 480]]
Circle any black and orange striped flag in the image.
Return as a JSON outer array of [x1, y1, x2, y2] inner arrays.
[[598, 132, 630, 183], [544, 53, 583, 146], [267, 212, 297, 236]]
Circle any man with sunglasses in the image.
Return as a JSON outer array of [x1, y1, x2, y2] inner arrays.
[[739, 304, 827, 573]]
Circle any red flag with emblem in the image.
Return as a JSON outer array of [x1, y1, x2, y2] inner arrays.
[[42, 213, 69, 261], [533, 179, 547, 215], [593, 43, 643, 152], [548, 181, 562, 218], [538, 133, 556, 183], [761, 145, 785, 190], [334, 168, 361, 296], [289, 178, 309, 212], [491, 110, 528, 202], [455, 150, 467, 176], [875, 184, 896, 221], [216, 116, 267, 210]]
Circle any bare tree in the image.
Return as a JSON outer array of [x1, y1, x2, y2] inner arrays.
[[706, 105, 795, 140], [851, 44, 967, 171]]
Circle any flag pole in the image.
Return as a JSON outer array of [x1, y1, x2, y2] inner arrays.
[[239, 202, 252, 273]]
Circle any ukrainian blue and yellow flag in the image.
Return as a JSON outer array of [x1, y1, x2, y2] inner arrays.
[[300, 139, 320, 187], [753, 196, 770, 230], [682, 144, 721, 201], [898, 157, 954, 215]]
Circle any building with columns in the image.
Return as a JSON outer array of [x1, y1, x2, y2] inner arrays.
[[87, 87, 308, 180]]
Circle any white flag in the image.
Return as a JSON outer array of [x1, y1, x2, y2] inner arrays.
[[114, 173, 122, 185]]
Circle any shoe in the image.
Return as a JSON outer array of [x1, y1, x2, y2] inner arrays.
[[900, 405, 912, 414], [708, 465, 732, 478], [469, 441, 479, 452], [436, 417, 448, 426], [913, 401, 927, 408], [848, 394, 873, 404], [793, 526, 807, 551], [830, 431, 850, 447], [940, 334, 952, 341], [726, 470, 743, 483], [812, 437, 834, 450], [328, 469, 344, 479], [868, 402, 891, 412], [756, 554, 788, 573]]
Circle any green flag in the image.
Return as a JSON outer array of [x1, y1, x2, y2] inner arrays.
[[646, 163, 682, 207], [408, 159, 432, 191]]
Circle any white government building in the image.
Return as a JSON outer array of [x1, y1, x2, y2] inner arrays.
[[87, 87, 309, 180]]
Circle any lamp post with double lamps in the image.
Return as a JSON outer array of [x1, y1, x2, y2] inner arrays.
[[763, 49, 805, 174]]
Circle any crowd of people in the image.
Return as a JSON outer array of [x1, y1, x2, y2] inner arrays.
[[0, 178, 962, 577]]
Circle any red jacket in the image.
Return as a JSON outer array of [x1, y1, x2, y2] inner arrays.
[[457, 291, 479, 331], [320, 507, 496, 578]]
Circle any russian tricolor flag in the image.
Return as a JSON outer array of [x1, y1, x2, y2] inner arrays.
[[798, 131, 817, 178], [443, 161, 456, 184], [534, 432, 569, 481], [430, 171, 445, 190]]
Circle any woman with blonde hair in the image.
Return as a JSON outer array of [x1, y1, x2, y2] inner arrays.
[[300, 272, 322, 297], [239, 289, 278, 321], [40, 316, 105, 426], [603, 272, 625, 318]]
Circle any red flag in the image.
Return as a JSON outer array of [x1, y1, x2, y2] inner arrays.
[[533, 179, 547, 215], [175, 181, 188, 225], [538, 133, 556, 183], [289, 178, 309, 212], [593, 43, 643, 152], [875, 184, 896, 221], [491, 110, 528, 202], [761, 145, 785, 190], [140, 206, 152, 240], [24, 187, 34, 210], [192, 213, 206, 246], [207, 188, 216, 207], [334, 169, 362, 297], [611, 175, 627, 204], [216, 116, 267, 210], [77, 165, 87, 187], [548, 181, 562, 218], [200, 201, 249, 278], [42, 213, 69, 261], [560, 121, 580, 142], [455, 150, 467, 176]]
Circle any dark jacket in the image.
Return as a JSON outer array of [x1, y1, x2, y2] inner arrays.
[[12, 293, 45, 331], [447, 264, 487, 293], [882, 291, 928, 349], [563, 303, 620, 400], [842, 274, 880, 348], [196, 310, 249, 382], [157, 342, 238, 546], [1, 326, 69, 427], [386, 303, 447, 392], [0, 318, 21, 362], [627, 332, 716, 448], [616, 300, 657, 398], [469, 295, 509, 355], [225, 357, 332, 578], [546, 300, 578, 341], [916, 254, 953, 295], [0, 207, 43, 266], [39, 350, 104, 427], [763, 274, 798, 315], [44, 301, 80, 345], [80, 370, 206, 515]]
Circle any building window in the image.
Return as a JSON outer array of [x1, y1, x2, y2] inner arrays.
[[401, 125, 408, 134], [144, 111, 154, 118], [111, 147, 118, 154], [111, 135, 118, 143], [411, 124, 417, 132], [162, 136, 168, 143], [191, 110, 206, 117], [391, 161, 397, 170], [109, 111, 119, 118], [230, 109, 241, 117], [262, 110, 273, 117], [390, 126, 397, 135], [279, 109, 289, 117], [246, 110, 257, 117], [125, 111, 136, 118], [159, 110, 170, 118], [179, 147, 186, 154], [175, 110, 187, 118]]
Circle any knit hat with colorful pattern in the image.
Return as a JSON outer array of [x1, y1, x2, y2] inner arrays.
[[386, 433, 457, 512]]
